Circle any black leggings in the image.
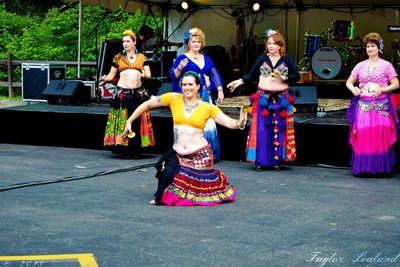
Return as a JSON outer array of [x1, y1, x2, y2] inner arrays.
[[153, 148, 179, 204]]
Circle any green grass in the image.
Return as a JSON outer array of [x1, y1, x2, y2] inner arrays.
[[0, 96, 22, 101]]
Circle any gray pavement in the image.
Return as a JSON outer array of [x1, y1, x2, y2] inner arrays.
[[0, 100, 28, 109], [1, 144, 400, 266]]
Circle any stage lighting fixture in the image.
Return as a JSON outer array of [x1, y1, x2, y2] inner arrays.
[[177, 1, 190, 13], [248, 0, 262, 12], [252, 2, 260, 12]]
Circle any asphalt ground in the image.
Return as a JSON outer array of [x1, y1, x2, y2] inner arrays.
[[1, 144, 400, 267]]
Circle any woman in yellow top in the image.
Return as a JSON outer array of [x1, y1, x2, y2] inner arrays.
[[101, 30, 154, 158], [122, 71, 247, 206]]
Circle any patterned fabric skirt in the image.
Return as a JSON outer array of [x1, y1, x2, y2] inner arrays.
[[246, 90, 296, 168], [160, 144, 236, 206], [103, 87, 155, 157], [349, 96, 397, 175]]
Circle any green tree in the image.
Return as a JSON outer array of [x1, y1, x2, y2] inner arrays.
[[0, 2, 163, 96], [0, 0, 63, 16]]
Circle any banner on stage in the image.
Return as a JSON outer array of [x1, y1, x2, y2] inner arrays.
[[387, 25, 400, 32]]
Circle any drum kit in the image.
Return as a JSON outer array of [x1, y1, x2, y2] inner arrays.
[[301, 20, 364, 80]]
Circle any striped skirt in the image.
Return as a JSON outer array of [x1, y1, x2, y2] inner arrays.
[[160, 144, 236, 206], [103, 87, 155, 156]]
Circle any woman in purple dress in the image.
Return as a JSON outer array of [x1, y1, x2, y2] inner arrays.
[[169, 28, 224, 161], [346, 32, 399, 177]]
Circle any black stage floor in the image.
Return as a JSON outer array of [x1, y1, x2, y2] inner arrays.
[[0, 144, 399, 266], [0, 100, 356, 167]]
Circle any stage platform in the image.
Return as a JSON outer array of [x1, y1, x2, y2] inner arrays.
[[0, 97, 355, 167]]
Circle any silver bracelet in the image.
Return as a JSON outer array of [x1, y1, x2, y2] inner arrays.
[[236, 120, 245, 130]]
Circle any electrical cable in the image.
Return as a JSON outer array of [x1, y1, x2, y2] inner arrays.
[[209, 7, 237, 20], [0, 161, 157, 193], [303, 163, 351, 170]]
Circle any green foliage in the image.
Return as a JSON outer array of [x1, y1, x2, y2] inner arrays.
[[0, 2, 163, 96], [0, 95, 22, 101], [0, 0, 64, 16]]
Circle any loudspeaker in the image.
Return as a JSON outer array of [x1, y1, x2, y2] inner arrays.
[[147, 51, 177, 79], [98, 39, 123, 79], [203, 45, 229, 82], [42, 80, 90, 105], [289, 85, 318, 112]]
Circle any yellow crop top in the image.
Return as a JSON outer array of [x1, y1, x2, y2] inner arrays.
[[112, 53, 148, 72], [160, 93, 222, 129]]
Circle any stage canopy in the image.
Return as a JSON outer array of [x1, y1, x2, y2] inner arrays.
[[68, 0, 400, 13], [65, 0, 400, 77]]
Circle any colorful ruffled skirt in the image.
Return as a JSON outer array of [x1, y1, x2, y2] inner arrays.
[[347, 95, 397, 175], [246, 90, 296, 168], [103, 87, 155, 157], [160, 144, 236, 206]]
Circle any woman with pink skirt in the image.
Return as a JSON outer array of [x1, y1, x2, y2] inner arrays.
[[346, 32, 399, 177]]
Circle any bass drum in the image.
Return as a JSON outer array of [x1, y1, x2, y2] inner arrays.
[[311, 46, 349, 79]]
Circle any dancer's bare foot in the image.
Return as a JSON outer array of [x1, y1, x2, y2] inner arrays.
[[149, 199, 156, 205]]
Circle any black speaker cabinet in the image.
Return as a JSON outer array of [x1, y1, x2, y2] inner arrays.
[[289, 85, 318, 113], [42, 80, 90, 105], [22, 63, 66, 102], [203, 45, 229, 82], [142, 51, 177, 80], [98, 39, 123, 79]]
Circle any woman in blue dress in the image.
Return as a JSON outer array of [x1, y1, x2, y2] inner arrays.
[[169, 27, 225, 161]]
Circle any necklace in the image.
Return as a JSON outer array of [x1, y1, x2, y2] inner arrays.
[[190, 53, 200, 61], [126, 53, 136, 60], [367, 60, 377, 93], [368, 61, 377, 78], [183, 98, 200, 112]]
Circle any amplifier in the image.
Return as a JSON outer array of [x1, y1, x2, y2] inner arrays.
[[289, 85, 318, 113]]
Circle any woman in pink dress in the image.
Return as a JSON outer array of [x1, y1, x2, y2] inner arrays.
[[346, 32, 399, 177]]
